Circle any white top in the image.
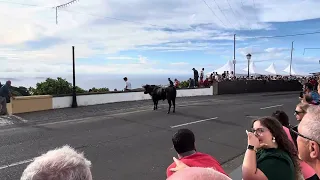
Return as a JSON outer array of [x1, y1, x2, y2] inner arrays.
[[125, 81, 131, 89], [200, 70, 204, 77]]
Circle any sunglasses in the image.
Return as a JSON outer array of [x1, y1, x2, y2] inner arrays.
[[290, 128, 320, 145]]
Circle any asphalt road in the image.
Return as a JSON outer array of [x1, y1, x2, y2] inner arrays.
[[0, 92, 300, 180]]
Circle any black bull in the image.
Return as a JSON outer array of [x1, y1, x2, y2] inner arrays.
[[143, 85, 177, 114]]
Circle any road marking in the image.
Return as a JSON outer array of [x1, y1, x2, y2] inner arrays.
[[170, 117, 218, 128], [260, 104, 283, 110], [0, 116, 14, 126], [11, 115, 28, 123], [0, 159, 33, 170]]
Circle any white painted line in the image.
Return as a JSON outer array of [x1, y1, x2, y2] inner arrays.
[[0, 158, 33, 170], [260, 104, 283, 110], [11, 115, 28, 123], [170, 117, 218, 128], [0, 116, 14, 126]]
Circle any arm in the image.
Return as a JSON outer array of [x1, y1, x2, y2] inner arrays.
[[242, 149, 268, 180]]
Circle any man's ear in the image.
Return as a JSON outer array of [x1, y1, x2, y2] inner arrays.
[[309, 141, 319, 159]]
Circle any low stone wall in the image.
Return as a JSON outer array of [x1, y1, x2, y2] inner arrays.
[[52, 87, 214, 109], [11, 95, 53, 114], [213, 80, 302, 95]]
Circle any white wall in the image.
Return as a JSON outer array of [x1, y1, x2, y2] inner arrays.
[[53, 96, 72, 109], [52, 87, 213, 108]]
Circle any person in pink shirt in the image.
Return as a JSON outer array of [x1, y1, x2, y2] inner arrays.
[[272, 110, 319, 180]]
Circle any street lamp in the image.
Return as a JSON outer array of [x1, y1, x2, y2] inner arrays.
[[246, 53, 252, 78]]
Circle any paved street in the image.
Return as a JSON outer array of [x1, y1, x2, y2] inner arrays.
[[0, 92, 300, 180]]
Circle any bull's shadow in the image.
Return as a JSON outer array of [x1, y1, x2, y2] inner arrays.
[[142, 84, 177, 114]]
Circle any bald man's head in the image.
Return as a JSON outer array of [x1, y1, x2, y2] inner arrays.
[[167, 167, 231, 180]]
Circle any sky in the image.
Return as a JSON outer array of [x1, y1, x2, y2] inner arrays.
[[0, 0, 320, 79]]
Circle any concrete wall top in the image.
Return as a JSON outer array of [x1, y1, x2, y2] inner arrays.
[[15, 95, 53, 100], [52, 87, 209, 97]]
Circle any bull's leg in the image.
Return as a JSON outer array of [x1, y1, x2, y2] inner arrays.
[[153, 99, 156, 110], [167, 99, 171, 114], [172, 99, 176, 113], [156, 100, 158, 110]]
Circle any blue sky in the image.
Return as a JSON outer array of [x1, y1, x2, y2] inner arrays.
[[0, 0, 320, 78]]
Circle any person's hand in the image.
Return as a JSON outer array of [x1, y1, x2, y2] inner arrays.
[[246, 130, 268, 149], [169, 157, 189, 172]]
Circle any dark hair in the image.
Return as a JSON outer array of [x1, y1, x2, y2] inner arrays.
[[271, 110, 290, 127], [172, 129, 196, 154], [304, 83, 313, 90], [252, 117, 301, 179]]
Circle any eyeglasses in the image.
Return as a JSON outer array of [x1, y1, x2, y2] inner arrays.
[[290, 128, 320, 145], [294, 110, 305, 115], [251, 128, 267, 136]]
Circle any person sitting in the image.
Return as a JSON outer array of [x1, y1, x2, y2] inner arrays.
[[242, 117, 301, 180], [166, 129, 227, 178]]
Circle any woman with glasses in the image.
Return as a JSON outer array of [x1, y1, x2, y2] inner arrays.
[[272, 110, 319, 180], [242, 117, 302, 180]]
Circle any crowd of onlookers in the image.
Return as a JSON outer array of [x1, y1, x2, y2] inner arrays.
[[174, 68, 320, 89], [16, 79, 320, 180]]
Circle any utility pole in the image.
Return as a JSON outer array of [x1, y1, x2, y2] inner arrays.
[[290, 41, 294, 76], [233, 34, 236, 75]]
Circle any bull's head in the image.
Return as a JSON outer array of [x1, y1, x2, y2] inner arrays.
[[142, 84, 151, 94]]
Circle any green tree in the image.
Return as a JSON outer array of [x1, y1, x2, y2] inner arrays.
[[11, 86, 31, 96], [179, 80, 189, 88], [90, 87, 109, 93], [30, 77, 86, 95]]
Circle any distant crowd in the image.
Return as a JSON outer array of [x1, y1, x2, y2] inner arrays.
[[115, 68, 320, 91]]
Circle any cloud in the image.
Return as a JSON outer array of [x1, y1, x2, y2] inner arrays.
[[0, 0, 320, 78], [170, 62, 189, 66]]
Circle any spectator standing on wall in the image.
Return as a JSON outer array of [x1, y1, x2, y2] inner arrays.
[[123, 77, 131, 91], [200, 68, 204, 82], [192, 68, 199, 87], [168, 78, 174, 87], [0, 80, 12, 116]]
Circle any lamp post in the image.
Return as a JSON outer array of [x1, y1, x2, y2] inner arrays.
[[246, 53, 252, 78], [71, 46, 78, 108]]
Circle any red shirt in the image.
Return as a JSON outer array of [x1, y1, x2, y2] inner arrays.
[[166, 152, 227, 178]]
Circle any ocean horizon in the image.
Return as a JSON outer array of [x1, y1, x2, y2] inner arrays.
[[0, 74, 193, 91]]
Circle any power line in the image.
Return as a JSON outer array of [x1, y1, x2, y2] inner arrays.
[[0, 0, 49, 7], [212, 0, 236, 29], [225, 0, 244, 29], [303, 48, 320, 55], [200, 0, 228, 28], [252, 0, 259, 22], [253, 31, 320, 39], [238, 0, 252, 30]]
